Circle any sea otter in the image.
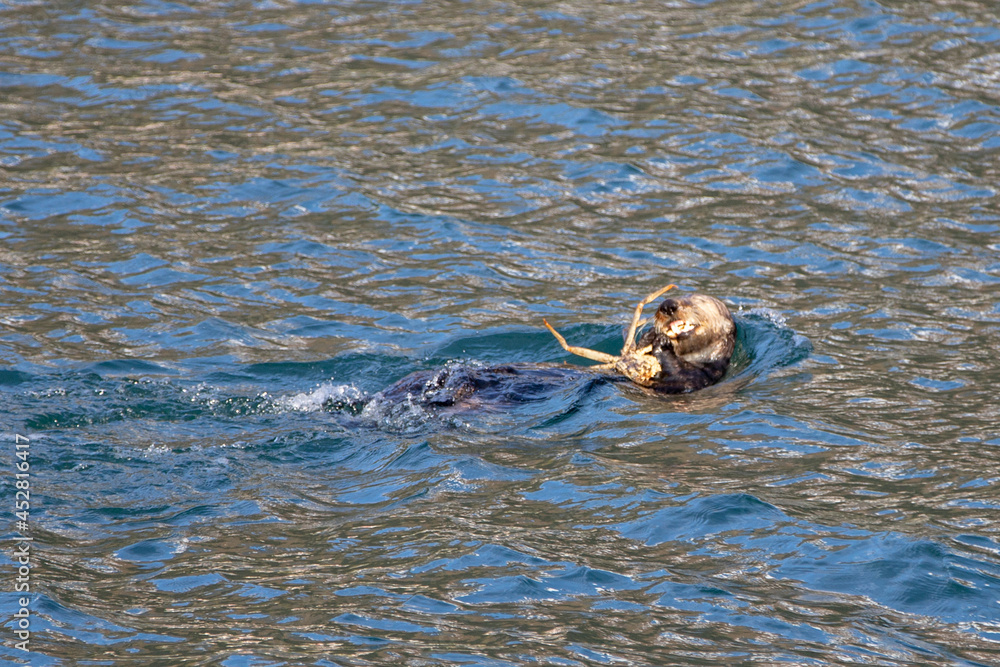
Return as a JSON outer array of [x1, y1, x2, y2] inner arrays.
[[370, 288, 736, 409], [631, 292, 736, 392]]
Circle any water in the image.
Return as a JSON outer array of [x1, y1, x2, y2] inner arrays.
[[2, 0, 1000, 663]]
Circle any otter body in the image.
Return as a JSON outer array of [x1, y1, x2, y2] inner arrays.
[[372, 292, 736, 410], [375, 363, 605, 409]]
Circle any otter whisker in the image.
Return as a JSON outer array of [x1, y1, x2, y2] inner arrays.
[[543, 319, 619, 364], [628, 316, 652, 343]]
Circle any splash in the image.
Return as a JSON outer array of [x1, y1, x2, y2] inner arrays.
[[272, 382, 368, 414]]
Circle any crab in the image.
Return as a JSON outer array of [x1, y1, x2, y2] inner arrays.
[[543, 284, 677, 388]]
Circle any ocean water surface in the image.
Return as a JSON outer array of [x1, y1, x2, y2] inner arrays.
[[2, 0, 1000, 664]]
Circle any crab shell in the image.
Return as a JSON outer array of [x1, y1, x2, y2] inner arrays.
[[613, 346, 662, 387]]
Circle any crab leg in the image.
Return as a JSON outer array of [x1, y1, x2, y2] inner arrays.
[[543, 319, 618, 364], [622, 284, 675, 353]]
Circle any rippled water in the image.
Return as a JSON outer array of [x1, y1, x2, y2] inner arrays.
[[2, 0, 1000, 664]]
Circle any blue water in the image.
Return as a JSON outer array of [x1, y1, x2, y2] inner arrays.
[[2, 0, 1000, 664]]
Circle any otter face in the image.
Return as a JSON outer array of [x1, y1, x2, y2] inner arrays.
[[652, 294, 736, 366]]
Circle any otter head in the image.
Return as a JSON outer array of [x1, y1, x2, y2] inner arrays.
[[652, 294, 736, 367]]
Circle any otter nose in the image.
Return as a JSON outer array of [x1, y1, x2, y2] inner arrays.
[[658, 298, 678, 316]]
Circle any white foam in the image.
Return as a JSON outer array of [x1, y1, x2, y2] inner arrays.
[[274, 382, 367, 413]]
